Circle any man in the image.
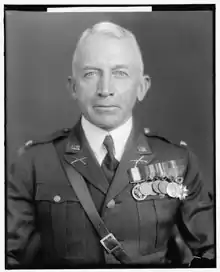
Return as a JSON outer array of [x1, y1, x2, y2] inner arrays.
[[7, 21, 214, 268]]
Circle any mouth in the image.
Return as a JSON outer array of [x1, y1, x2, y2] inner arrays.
[[93, 105, 119, 112]]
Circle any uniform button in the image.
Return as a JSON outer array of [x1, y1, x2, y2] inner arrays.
[[144, 127, 150, 134], [53, 195, 61, 202], [25, 140, 33, 147], [180, 140, 187, 146], [107, 199, 115, 209]]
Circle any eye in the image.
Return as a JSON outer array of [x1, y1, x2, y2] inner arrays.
[[84, 71, 97, 78], [112, 70, 128, 78]]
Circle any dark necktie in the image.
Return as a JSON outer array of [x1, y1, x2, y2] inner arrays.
[[101, 135, 119, 183]]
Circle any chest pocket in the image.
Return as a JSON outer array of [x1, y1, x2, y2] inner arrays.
[[137, 194, 179, 256], [35, 183, 86, 260], [35, 183, 80, 202]]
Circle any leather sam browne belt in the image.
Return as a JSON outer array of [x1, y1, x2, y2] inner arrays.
[[55, 146, 132, 264]]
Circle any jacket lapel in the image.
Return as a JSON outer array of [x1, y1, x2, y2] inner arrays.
[[63, 121, 109, 195], [103, 123, 155, 208]]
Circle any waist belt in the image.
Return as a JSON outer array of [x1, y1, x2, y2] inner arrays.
[[56, 147, 131, 264]]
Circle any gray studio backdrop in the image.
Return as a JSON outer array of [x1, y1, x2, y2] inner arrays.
[[6, 10, 214, 192]]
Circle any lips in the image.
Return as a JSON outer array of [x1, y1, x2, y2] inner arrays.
[[93, 105, 119, 109], [93, 105, 119, 112]]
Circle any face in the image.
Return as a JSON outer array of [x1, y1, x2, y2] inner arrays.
[[70, 33, 150, 130]]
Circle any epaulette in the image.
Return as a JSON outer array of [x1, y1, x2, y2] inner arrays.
[[18, 128, 71, 156], [143, 127, 188, 147]]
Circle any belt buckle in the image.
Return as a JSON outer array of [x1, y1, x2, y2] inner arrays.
[[100, 233, 121, 254]]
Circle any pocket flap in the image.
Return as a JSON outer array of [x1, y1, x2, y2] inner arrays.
[[35, 184, 79, 202]]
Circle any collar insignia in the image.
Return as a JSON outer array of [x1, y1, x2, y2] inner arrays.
[[130, 156, 150, 167], [70, 156, 87, 166], [137, 145, 151, 155], [66, 142, 81, 153]]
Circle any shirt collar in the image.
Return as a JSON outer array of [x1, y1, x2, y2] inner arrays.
[[81, 116, 133, 161], [109, 117, 133, 160]]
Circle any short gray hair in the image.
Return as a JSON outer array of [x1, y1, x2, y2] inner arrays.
[[72, 21, 144, 76]]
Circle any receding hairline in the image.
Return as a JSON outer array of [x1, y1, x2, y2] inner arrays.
[[72, 21, 144, 76]]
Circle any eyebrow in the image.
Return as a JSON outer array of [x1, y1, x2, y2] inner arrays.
[[83, 65, 129, 71], [82, 66, 100, 72], [112, 65, 129, 70]]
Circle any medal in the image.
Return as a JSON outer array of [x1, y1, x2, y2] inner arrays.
[[139, 182, 157, 196], [148, 164, 156, 180], [161, 160, 185, 183], [161, 161, 170, 180], [132, 184, 147, 201], [166, 182, 180, 198], [174, 159, 185, 184], [128, 167, 143, 183], [159, 162, 166, 178], [158, 180, 169, 195], [144, 165, 150, 180], [175, 177, 184, 184], [178, 184, 188, 200], [166, 182, 188, 200], [155, 163, 165, 179], [167, 160, 177, 181], [152, 180, 161, 194]]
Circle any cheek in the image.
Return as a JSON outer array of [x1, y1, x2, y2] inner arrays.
[[115, 81, 138, 104], [77, 77, 97, 92], [75, 81, 96, 102], [114, 78, 138, 93], [74, 92, 91, 113], [79, 79, 97, 89]]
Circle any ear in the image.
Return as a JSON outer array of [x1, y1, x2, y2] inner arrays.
[[137, 74, 151, 102], [67, 76, 77, 100]]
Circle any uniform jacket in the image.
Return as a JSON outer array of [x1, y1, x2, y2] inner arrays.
[[7, 120, 214, 268]]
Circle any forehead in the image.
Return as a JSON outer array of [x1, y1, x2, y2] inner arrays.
[[76, 33, 140, 69]]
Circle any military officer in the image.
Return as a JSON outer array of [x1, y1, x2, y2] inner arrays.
[[7, 21, 214, 268]]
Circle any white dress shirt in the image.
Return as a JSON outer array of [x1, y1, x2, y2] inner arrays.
[[81, 116, 133, 165]]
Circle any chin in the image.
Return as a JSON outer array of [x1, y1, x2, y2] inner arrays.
[[96, 121, 117, 130], [90, 116, 121, 131]]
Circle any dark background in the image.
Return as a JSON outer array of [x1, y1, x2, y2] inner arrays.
[[6, 10, 214, 192]]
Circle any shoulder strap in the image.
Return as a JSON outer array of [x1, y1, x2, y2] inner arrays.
[[54, 143, 132, 264], [18, 128, 71, 156], [144, 128, 188, 148]]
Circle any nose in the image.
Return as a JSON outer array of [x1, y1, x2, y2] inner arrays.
[[97, 73, 114, 97]]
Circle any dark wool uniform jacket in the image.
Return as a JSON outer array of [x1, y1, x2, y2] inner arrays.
[[7, 120, 214, 268]]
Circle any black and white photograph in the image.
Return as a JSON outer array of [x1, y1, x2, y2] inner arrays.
[[5, 5, 215, 269]]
